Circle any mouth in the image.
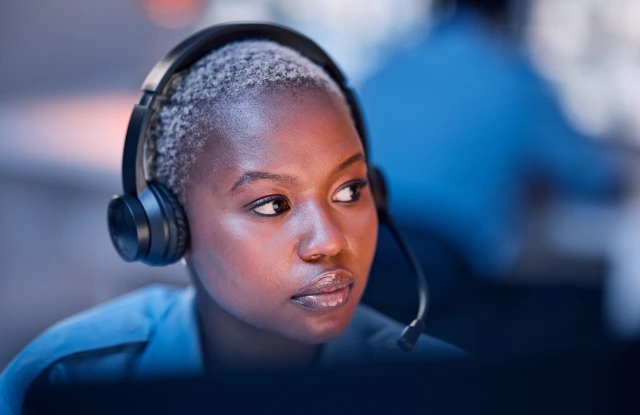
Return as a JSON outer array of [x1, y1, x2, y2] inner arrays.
[[290, 268, 355, 312]]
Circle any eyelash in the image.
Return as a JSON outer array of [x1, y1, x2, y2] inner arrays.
[[248, 179, 369, 217]]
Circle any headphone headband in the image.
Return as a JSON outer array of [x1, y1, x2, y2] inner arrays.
[[122, 22, 368, 196]]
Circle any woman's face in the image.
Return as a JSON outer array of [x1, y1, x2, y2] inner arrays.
[[184, 86, 378, 344]]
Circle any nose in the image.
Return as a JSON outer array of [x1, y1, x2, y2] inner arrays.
[[296, 202, 348, 262]]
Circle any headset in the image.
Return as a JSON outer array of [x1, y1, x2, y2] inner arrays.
[[107, 22, 428, 352]]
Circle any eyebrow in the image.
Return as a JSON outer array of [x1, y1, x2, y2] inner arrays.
[[229, 171, 299, 194], [332, 152, 365, 177], [229, 151, 365, 195]]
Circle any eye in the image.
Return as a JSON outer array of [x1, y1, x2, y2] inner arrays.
[[251, 196, 291, 217], [333, 180, 368, 203]]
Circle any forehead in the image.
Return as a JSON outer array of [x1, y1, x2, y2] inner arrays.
[[196, 86, 364, 179]]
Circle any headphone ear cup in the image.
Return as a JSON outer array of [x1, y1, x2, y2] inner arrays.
[[146, 181, 189, 265], [368, 165, 389, 215], [107, 194, 151, 262]]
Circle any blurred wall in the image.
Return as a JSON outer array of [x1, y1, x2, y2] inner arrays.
[[0, 163, 189, 370], [0, 0, 193, 98]]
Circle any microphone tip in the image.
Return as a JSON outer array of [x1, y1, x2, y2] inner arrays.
[[397, 319, 426, 352]]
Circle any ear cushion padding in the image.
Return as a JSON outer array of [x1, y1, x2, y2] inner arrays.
[[149, 181, 189, 263]]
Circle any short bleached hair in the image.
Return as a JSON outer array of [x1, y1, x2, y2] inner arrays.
[[145, 39, 347, 206]]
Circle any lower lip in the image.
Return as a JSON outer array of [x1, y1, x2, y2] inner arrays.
[[290, 285, 353, 312]]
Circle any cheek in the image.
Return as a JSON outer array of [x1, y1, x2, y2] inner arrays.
[[344, 201, 379, 274], [190, 211, 295, 311]]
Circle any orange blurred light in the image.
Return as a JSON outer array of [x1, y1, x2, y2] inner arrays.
[[140, 0, 206, 29], [0, 93, 138, 174]]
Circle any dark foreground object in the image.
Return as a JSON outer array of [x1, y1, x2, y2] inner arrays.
[[28, 342, 640, 414]]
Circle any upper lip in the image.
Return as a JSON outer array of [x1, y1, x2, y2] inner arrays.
[[292, 268, 355, 297]]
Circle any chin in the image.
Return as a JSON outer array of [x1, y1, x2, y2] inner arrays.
[[292, 308, 356, 344]]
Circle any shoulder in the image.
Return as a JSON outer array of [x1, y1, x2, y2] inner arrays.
[[0, 284, 185, 415], [350, 304, 468, 362]]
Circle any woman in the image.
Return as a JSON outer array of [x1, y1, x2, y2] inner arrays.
[[0, 28, 463, 415]]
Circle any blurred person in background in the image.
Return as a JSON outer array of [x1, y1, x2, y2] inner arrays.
[[358, 0, 627, 355], [361, 0, 624, 282]]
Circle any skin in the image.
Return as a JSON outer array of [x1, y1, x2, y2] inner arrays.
[[183, 85, 378, 370]]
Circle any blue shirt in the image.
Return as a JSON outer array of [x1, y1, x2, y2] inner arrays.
[[0, 284, 463, 415]]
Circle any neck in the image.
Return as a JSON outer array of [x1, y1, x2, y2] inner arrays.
[[194, 289, 320, 371]]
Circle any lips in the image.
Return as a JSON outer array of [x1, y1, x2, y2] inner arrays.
[[290, 269, 355, 312]]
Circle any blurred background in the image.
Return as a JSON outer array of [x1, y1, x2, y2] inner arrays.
[[2, 0, 640, 370]]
